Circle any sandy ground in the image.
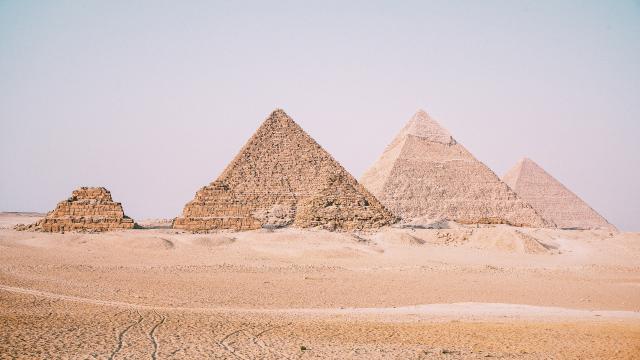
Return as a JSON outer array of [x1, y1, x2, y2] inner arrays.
[[0, 213, 639, 359], [0, 212, 44, 229]]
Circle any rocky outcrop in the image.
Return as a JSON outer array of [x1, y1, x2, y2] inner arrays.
[[360, 110, 551, 228], [15, 187, 135, 232], [174, 109, 396, 231], [503, 158, 617, 231]]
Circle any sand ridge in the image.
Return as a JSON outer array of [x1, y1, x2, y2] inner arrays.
[[1, 213, 638, 358], [2, 283, 639, 322]]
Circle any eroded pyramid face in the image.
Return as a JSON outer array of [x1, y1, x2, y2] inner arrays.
[[503, 158, 616, 231], [360, 110, 550, 227], [17, 187, 135, 232], [174, 109, 396, 231]]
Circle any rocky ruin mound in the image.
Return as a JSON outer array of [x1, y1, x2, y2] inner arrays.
[[360, 109, 551, 228], [174, 109, 396, 232], [503, 158, 617, 231], [465, 227, 557, 254], [15, 187, 135, 232]]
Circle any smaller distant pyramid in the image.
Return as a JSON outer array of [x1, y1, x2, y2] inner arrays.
[[360, 109, 550, 227], [17, 187, 135, 232], [503, 158, 617, 231]]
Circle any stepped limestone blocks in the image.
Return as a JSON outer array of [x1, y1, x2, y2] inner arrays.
[[503, 158, 617, 231], [360, 110, 550, 227], [174, 109, 396, 231], [17, 187, 135, 232]]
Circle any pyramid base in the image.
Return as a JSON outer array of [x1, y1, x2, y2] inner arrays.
[[17, 217, 135, 233], [173, 216, 263, 232]]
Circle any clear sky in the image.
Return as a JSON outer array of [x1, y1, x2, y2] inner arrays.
[[1, 1, 638, 230]]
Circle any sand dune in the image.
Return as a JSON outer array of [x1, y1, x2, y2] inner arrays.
[[0, 213, 638, 358]]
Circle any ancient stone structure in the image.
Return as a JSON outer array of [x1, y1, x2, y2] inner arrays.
[[360, 110, 551, 227], [174, 109, 396, 231], [503, 158, 617, 231], [16, 187, 135, 232]]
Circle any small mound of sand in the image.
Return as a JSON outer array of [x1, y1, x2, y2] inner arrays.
[[466, 227, 553, 254], [427, 229, 473, 246], [192, 236, 236, 248], [110, 236, 176, 251], [373, 230, 426, 246]]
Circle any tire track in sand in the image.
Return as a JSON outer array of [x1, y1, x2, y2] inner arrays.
[[108, 311, 143, 360], [250, 324, 294, 360], [149, 311, 166, 360], [219, 326, 250, 360]]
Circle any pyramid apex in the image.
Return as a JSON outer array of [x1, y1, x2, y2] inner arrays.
[[519, 157, 543, 169], [268, 108, 291, 118], [262, 108, 298, 128], [402, 109, 455, 145], [505, 157, 540, 185]]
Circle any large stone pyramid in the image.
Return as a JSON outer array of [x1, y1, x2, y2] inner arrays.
[[503, 158, 616, 230], [17, 187, 135, 232], [360, 110, 550, 227], [173, 109, 396, 231]]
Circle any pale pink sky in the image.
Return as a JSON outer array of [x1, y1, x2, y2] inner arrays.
[[1, 1, 639, 230]]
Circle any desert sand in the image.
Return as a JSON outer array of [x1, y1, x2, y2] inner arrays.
[[1, 213, 639, 359]]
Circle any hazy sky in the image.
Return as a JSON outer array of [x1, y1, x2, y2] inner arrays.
[[1, 1, 639, 230]]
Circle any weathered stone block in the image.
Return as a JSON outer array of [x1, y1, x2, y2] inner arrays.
[[16, 187, 135, 233]]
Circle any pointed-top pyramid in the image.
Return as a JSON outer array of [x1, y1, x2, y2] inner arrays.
[[393, 109, 456, 145], [360, 110, 550, 227], [503, 158, 616, 231], [174, 109, 396, 231]]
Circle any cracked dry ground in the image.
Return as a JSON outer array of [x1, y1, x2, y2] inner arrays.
[[1, 290, 639, 359], [1, 226, 640, 359]]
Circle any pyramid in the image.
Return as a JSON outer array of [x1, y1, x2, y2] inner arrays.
[[503, 158, 616, 231], [360, 110, 550, 227], [173, 109, 396, 231], [17, 187, 135, 232]]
